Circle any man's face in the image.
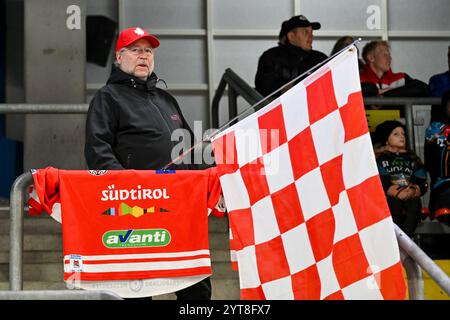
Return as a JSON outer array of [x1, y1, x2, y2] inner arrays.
[[369, 45, 392, 74], [116, 39, 154, 81], [287, 26, 313, 51]]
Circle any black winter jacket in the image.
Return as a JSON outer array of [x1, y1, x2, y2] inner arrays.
[[255, 44, 328, 97], [85, 66, 194, 170]]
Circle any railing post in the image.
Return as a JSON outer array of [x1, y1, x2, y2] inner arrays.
[[224, 69, 263, 104], [404, 102, 415, 151], [9, 172, 33, 290]]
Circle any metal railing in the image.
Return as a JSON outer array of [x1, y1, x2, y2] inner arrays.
[[9, 172, 33, 291], [6, 171, 123, 300], [8, 171, 450, 299], [209, 69, 450, 299], [0, 75, 447, 299], [0, 103, 88, 214], [210, 69, 441, 152], [395, 224, 450, 299]]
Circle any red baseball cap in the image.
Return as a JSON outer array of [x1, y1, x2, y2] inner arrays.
[[115, 27, 160, 52]]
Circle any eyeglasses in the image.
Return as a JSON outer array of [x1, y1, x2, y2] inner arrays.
[[122, 47, 154, 56]]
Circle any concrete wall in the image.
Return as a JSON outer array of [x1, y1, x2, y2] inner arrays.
[[23, 0, 86, 170]]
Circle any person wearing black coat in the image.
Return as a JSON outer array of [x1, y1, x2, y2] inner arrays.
[[255, 15, 328, 97], [84, 27, 211, 300]]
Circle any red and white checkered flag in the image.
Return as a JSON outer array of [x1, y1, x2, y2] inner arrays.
[[211, 47, 407, 300]]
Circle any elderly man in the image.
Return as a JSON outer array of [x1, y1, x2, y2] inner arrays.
[[360, 40, 430, 99], [255, 15, 327, 97], [85, 27, 210, 300]]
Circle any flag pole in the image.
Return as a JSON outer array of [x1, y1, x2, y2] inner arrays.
[[161, 39, 362, 170]]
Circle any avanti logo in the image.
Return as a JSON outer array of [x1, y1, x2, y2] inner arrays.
[[102, 229, 171, 248]]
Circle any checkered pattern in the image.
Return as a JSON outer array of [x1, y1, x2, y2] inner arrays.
[[211, 47, 406, 300]]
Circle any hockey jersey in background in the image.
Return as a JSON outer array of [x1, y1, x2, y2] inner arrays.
[[28, 167, 225, 297]]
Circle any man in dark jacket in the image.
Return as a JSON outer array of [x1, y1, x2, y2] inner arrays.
[[84, 27, 210, 299], [85, 27, 195, 171], [360, 41, 430, 99], [255, 15, 328, 97]]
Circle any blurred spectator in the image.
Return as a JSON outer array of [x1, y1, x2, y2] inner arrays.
[[424, 90, 450, 226], [360, 41, 430, 100], [428, 45, 450, 122], [330, 36, 364, 70], [375, 120, 428, 237], [255, 15, 327, 97]]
